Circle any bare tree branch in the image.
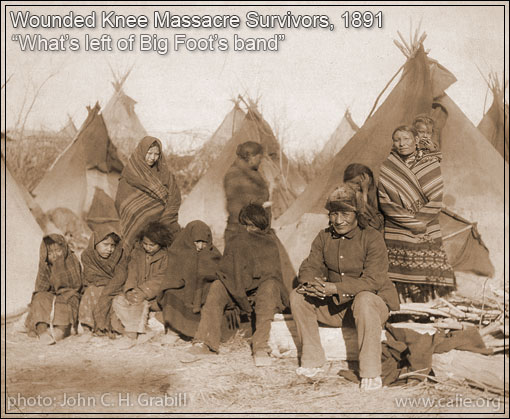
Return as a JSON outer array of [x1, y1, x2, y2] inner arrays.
[[19, 70, 58, 139], [1, 73, 13, 90]]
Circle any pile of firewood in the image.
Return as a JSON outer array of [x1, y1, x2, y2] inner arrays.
[[391, 294, 508, 353]]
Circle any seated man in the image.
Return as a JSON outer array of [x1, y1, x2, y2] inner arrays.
[[290, 185, 399, 391], [192, 203, 288, 366]]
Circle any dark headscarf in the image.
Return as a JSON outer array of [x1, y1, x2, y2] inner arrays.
[[121, 136, 171, 203], [81, 225, 123, 287], [35, 234, 82, 295], [160, 221, 221, 312]]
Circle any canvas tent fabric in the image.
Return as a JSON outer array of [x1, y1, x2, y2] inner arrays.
[[58, 115, 78, 140], [438, 208, 493, 277], [2, 156, 43, 318], [275, 44, 507, 287], [179, 104, 306, 249], [86, 187, 120, 233], [1, 151, 60, 236], [312, 110, 359, 169], [102, 74, 147, 162], [32, 103, 124, 218], [186, 103, 246, 181], [477, 74, 509, 162]]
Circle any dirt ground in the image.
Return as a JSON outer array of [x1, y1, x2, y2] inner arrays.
[[2, 315, 507, 417]]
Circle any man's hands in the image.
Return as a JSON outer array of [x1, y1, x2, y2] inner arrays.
[[125, 288, 145, 304], [297, 277, 337, 300]]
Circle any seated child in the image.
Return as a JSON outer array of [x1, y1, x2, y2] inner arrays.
[[79, 227, 126, 333], [111, 222, 173, 339], [158, 220, 221, 341], [25, 234, 82, 344], [192, 204, 288, 366]]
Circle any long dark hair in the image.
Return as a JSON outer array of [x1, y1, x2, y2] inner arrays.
[[138, 222, 174, 248], [239, 203, 269, 231], [342, 164, 379, 230], [343, 163, 374, 188]]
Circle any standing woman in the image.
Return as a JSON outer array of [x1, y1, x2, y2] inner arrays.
[[115, 136, 181, 252], [378, 125, 455, 302], [223, 141, 270, 246]]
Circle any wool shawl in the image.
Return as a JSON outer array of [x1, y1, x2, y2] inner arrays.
[[378, 151, 455, 288], [115, 136, 181, 249], [223, 158, 270, 226], [219, 229, 289, 313], [81, 226, 124, 287], [158, 221, 222, 337], [80, 226, 129, 331], [25, 234, 82, 332], [33, 234, 82, 296]]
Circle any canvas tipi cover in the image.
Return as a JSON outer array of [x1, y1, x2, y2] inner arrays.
[[477, 73, 509, 162], [102, 71, 147, 161], [312, 109, 359, 169], [86, 186, 120, 233], [275, 43, 506, 286], [58, 114, 78, 140], [186, 102, 246, 181], [32, 103, 124, 218], [179, 103, 306, 249], [2, 156, 43, 318]]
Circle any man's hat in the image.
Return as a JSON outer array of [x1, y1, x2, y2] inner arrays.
[[325, 184, 357, 213]]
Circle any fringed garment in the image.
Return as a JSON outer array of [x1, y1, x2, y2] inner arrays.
[[158, 221, 222, 338], [25, 234, 82, 334], [115, 136, 181, 251], [378, 151, 455, 302]]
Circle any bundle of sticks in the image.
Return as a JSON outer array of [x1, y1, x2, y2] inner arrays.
[[390, 295, 508, 353]]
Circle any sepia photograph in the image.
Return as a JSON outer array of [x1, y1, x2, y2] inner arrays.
[[1, 0, 508, 416]]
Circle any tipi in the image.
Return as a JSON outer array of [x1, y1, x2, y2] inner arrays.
[[275, 36, 507, 288], [86, 186, 120, 233], [2, 155, 43, 318], [477, 72, 508, 162], [179, 98, 307, 249], [312, 109, 359, 169], [186, 101, 246, 181], [58, 114, 78, 140], [32, 103, 124, 218], [102, 67, 147, 161]]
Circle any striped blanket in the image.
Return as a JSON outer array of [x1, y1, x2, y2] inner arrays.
[[378, 152, 455, 297], [115, 136, 181, 250]]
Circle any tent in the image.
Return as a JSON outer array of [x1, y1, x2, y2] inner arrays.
[[32, 103, 124, 218], [186, 101, 246, 182], [179, 99, 307, 250], [102, 68, 147, 162], [86, 186, 120, 233], [477, 72, 509, 162], [312, 109, 359, 169], [58, 114, 78, 140], [2, 155, 43, 318], [275, 38, 506, 288]]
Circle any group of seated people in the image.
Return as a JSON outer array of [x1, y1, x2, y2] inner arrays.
[[25, 113, 455, 392]]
